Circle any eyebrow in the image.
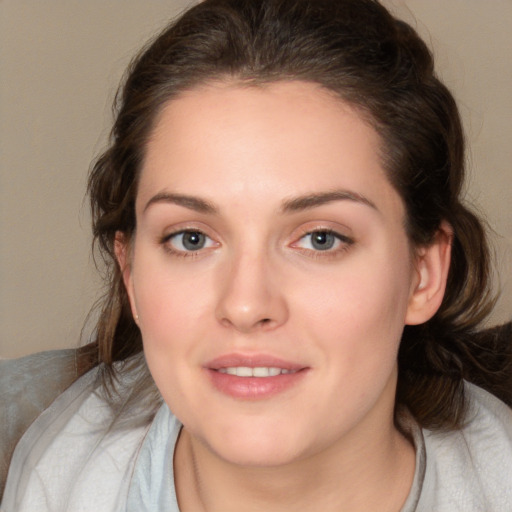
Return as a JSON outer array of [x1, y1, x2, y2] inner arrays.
[[143, 189, 378, 215], [143, 192, 218, 214], [281, 190, 378, 213]]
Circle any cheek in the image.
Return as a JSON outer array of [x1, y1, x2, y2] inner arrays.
[[295, 245, 413, 372], [131, 259, 207, 403], [300, 251, 412, 333], [130, 255, 212, 373], [133, 248, 210, 320]]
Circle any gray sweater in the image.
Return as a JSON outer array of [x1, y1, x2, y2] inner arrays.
[[2, 351, 512, 511]]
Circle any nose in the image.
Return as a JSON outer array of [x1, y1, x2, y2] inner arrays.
[[215, 249, 289, 333]]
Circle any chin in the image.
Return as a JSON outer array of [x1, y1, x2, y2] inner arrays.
[[215, 441, 303, 468], [201, 420, 312, 468]]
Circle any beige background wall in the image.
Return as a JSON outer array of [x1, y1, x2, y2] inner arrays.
[[1, 0, 511, 358]]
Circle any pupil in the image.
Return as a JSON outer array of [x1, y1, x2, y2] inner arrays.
[[183, 232, 205, 250], [312, 232, 335, 250]]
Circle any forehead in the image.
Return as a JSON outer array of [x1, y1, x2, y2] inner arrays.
[[138, 81, 401, 217]]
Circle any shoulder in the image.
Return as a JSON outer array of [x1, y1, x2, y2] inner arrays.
[[0, 349, 82, 501], [0, 348, 80, 403], [418, 382, 512, 511], [1, 357, 158, 511]]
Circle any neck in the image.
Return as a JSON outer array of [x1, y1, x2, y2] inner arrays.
[[174, 414, 415, 512]]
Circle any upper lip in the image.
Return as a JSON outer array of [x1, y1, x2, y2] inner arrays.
[[205, 353, 307, 371]]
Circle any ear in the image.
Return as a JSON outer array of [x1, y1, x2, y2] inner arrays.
[[405, 221, 453, 325], [114, 231, 139, 324]]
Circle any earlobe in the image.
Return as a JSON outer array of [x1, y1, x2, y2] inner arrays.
[[405, 222, 453, 325], [114, 231, 139, 323]]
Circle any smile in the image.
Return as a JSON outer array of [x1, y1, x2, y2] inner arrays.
[[204, 354, 308, 399], [217, 367, 298, 377]]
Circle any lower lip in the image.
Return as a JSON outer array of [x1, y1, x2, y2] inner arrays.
[[206, 369, 308, 400]]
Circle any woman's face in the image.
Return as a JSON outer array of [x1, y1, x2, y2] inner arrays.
[[120, 81, 440, 467]]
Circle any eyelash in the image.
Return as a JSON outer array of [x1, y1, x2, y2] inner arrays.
[[292, 229, 354, 259], [160, 229, 217, 259], [159, 228, 354, 259]]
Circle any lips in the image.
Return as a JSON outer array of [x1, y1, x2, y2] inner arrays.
[[204, 354, 308, 399]]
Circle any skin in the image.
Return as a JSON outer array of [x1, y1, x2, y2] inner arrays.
[[116, 81, 451, 511]]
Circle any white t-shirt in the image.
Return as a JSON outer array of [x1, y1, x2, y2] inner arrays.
[[2, 369, 512, 511]]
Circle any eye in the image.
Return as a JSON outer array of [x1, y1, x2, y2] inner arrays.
[[294, 230, 352, 252], [163, 230, 216, 253]]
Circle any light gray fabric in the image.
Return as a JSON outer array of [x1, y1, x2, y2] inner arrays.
[[1, 366, 154, 512], [1, 362, 511, 511], [399, 384, 512, 511], [126, 405, 181, 512], [415, 385, 512, 511], [0, 350, 79, 502]]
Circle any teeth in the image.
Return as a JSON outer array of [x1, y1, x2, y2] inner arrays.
[[218, 367, 296, 377], [237, 366, 253, 377]]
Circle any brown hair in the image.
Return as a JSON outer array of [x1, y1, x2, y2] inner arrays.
[[87, 0, 505, 429]]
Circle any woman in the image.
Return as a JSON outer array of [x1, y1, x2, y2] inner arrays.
[[2, 0, 511, 510]]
